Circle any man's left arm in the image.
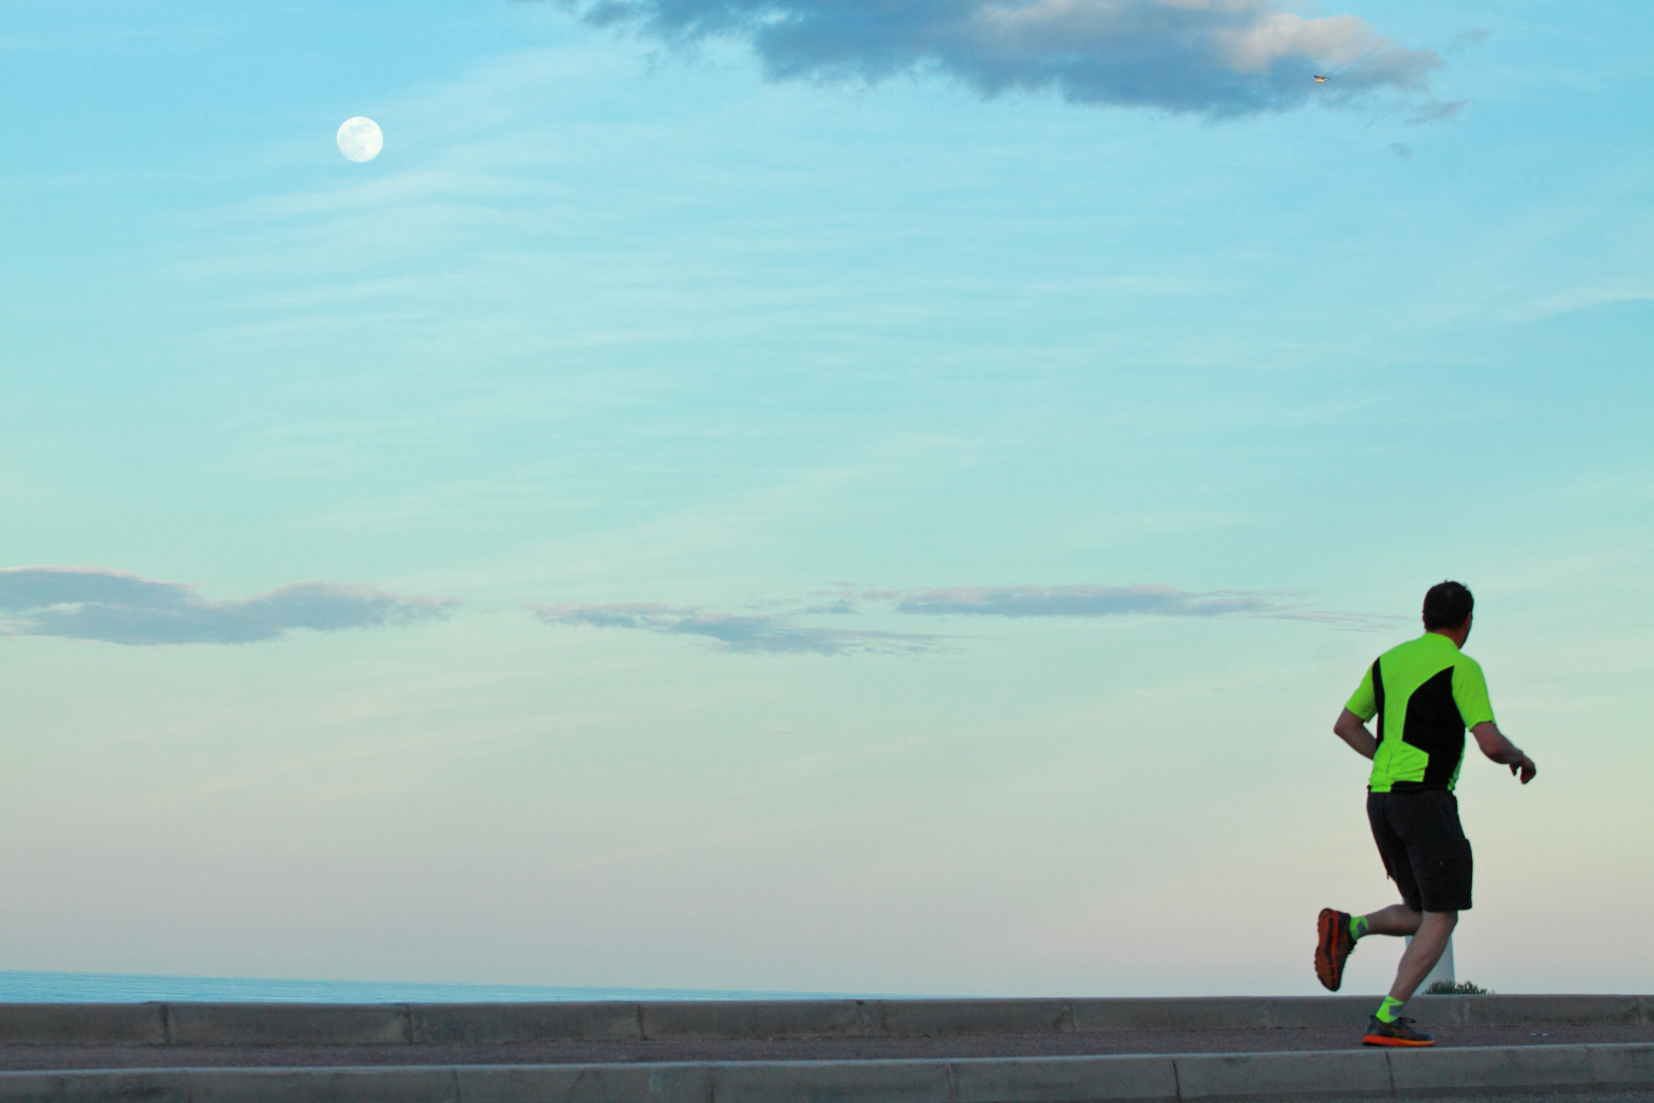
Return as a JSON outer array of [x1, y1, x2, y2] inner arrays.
[[1456, 659, 1536, 783], [1471, 721, 1537, 783]]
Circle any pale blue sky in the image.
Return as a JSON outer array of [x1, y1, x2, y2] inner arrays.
[[1, 0, 1651, 996]]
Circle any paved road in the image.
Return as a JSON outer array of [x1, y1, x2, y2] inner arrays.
[[2, 1023, 1649, 1070], [1318, 1097, 1654, 1103]]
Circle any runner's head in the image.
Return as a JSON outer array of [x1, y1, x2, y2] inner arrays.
[[1423, 580, 1473, 636]]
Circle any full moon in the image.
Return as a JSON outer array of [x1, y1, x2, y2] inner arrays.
[[336, 117, 383, 163]]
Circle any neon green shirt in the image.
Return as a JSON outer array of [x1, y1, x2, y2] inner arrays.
[[1345, 632, 1496, 793]]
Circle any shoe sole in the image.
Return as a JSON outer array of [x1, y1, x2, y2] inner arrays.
[[1315, 908, 1349, 992], [1363, 1034, 1434, 1047]]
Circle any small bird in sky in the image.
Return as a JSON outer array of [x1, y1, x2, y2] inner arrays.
[[1313, 75, 1328, 82]]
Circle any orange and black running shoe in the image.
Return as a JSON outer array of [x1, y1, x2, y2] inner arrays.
[[1362, 1016, 1434, 1047], [1315, 907, 1356, 991]]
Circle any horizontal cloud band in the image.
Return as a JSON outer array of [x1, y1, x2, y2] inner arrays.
[[568, 0, 1443, 118], [533, 601, 942, 655], [877, 584, 1281, 618], [0, 567, 457, 646], [535, 583, 1373, 655]]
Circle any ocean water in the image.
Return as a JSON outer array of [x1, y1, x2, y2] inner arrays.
[[0, 971, 860, 1004]]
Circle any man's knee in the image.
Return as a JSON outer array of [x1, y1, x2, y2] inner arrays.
[[1422, 910, 1459, 931]]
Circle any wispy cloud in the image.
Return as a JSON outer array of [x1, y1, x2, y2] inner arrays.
[[563, 0, 1443, 119], [863, 583, 1367, 622], [532, 601, 943, 655], [1515, 284, 1654, 323], [533, 582, 1378, 655], [0, 567, 458, 646]]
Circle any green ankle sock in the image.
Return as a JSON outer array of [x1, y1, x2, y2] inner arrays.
[[1375, 997, 1405, 1023], [1350, 915, 1370, 940]]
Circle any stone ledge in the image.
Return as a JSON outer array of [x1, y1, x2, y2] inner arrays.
[[0, 1043, 1650, 1103], [0, 996, 1646, 1047]]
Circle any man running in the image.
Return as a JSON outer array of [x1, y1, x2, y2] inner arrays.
[[1314, 581, 1537, 1047]]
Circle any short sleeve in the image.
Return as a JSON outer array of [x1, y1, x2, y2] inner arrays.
[[1345, 664, 1377, 721], [1452, 657, 1496, 728]]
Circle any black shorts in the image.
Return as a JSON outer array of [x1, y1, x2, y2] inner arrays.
[[1367, 789, 1473, 913]]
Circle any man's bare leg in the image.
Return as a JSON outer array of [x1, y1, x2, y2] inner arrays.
[[1352, 908, 1457, 1046], [1360, 904, 1423, 938], [1387, 910, 1457, 1002], [1318, 904, 1452, 999]]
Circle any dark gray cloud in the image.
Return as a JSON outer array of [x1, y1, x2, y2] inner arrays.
[[533, 601, 942, 655], [566, 0, 1442, 119], [1403, 98, 1466, 125], [0, 567, 457, 646], [866, 583, 1373, 624]]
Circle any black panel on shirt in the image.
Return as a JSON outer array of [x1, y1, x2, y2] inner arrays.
[[1372, 659, 1386, 743], [1392, 667, 1466, 791]]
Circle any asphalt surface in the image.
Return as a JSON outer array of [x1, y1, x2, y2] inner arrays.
[[1317, 1097, 1654, 1103], [1, 1023, 1649, 1070]]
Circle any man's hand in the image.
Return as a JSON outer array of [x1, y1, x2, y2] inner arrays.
[[1472, 721, 1536, 784]]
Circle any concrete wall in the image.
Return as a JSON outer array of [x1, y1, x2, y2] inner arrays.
[[0, 995, 1648, 1048]]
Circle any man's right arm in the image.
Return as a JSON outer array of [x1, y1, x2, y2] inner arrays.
[[1333, 709, 1378, 760], [1472, 721, 1537, 783]]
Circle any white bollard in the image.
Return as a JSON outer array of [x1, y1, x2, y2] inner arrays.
[[1405, 933, 1455, 991]]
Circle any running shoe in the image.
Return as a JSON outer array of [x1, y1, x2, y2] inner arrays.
[[1315, 907, 1356, 992], [1362, 1015, 1434, 1047]]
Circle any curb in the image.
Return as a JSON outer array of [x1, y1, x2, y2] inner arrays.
[[0, 996, 1648, 1047], [0, 1044, 1650, 1103]]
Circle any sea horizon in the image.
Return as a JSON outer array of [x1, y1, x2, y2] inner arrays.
[[0, 970, 886, 1004]]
